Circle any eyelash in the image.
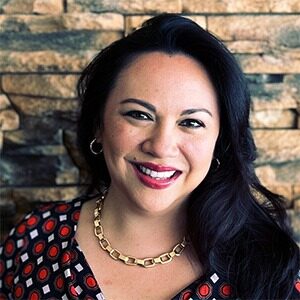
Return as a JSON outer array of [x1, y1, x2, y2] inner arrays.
[[122, 110, 206, 129], [179, 119, 206, 129], [122, 110, 153, 121]]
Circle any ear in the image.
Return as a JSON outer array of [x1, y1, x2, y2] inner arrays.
[[95, 128, 103, 143]]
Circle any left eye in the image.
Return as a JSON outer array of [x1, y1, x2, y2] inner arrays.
[[179, 119, 205, 128]]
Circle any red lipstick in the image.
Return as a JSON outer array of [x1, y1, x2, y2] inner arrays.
[[137, 162, 178, 172], [131, 162, 181, 190]]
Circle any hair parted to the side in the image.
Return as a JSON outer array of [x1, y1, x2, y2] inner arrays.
[[77, 13, 299, 299]]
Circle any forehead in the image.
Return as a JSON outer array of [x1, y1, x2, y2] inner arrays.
[[106, 51, 218, 112], [118, 51, 212, 82]]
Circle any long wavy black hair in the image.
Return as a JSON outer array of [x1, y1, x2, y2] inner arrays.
[[77, 14, 299, 299]]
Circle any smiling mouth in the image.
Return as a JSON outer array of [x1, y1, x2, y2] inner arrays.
[[130, 162, 181, 189], [136, 164, 177, 180]]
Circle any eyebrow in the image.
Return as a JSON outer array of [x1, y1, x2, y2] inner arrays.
[[181, 108, 212, 117], [120, 98, 156, 113], [120, 98, 213, 117]]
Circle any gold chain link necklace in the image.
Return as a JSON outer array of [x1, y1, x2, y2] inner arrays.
[[93, 193, 188, 268]]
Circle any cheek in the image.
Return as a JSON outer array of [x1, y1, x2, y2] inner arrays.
[[182, 137, 217, 167], [103, 122, 141, 156]]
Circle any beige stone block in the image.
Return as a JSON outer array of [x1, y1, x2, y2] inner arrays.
[[0, 50, 96, 73], [125, 14, 206, 35], [2, 0, 35, 14], [184, 0, 300, 13], [184, 15, 207, 29], [9, 96, 78, 116], [0, 15, 62, 33], [2, 74, 79, 98], [33, 0, 64, 14], [66, 0, 85, 12], [68, 0, 181, 13], [271, 0, 300, 12], [255, 162, 300, 185], [255, 165, 276, 186], [265, 184, 293, 205], [0, 109, 19, 131], [143, 0, 182, 13], [226, 41, 269, 54], [252, 88, 299, 111], [125, 15, 154, 34], [0, 94, 11, 110], [293, 185, 300, 201], [275, 162, 300, 184], [92, 31, 124, 50], [62, 13, 124, 31], [251, 82, 299, 111], [276, 160, 300, 185], [253, 129, 300, 163], [238, 51, 300, 74], [207, 15, 300, 45], [250, 109, 296, 129], [68, 0, 144, 13], [183, 0, 270, 13]]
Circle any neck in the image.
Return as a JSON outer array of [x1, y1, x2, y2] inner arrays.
[[99, 189, 187, 258]]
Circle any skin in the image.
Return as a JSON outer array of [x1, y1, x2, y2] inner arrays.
[[98, 51, 220, 217], [76, 52, 220, 299]]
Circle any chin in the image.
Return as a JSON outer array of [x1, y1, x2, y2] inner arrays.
[[133, 193, 186, 215]]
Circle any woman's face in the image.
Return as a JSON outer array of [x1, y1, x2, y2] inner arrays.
[[97, 52, 220, 214]]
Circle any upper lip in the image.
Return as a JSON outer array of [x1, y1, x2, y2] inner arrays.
[[131, 161, 180, 172]]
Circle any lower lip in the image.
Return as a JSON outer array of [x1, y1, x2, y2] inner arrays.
[[132, 164, 181, 190]]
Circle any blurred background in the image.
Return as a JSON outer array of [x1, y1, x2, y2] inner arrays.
[[0, 0, 299, 242]]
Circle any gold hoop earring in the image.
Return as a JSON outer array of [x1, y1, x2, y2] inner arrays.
[[90, 138, 103, 155]]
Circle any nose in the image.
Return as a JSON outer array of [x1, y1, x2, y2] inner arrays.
[[141, 123, 179, 158]]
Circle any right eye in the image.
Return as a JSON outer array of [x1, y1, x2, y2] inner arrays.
[[123, 110, 153, 121]]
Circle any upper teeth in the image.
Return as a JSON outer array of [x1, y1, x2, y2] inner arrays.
[[139, 165, 176, 179]]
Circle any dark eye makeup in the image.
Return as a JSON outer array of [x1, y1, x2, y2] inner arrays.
[[121, 110, 206, 129], [179, 119, 206, 128], [122, 110, 154, 121]]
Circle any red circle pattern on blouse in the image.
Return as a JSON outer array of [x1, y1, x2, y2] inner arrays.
[[0, 197, 299, 300]]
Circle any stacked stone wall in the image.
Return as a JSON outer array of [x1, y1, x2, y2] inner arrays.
[[0, 0, 299, 241]]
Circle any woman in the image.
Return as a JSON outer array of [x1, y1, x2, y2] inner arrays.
[[1, 14, 299, 300]]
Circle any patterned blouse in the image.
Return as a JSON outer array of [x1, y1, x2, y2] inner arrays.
[[0, 197, 299, 300]]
